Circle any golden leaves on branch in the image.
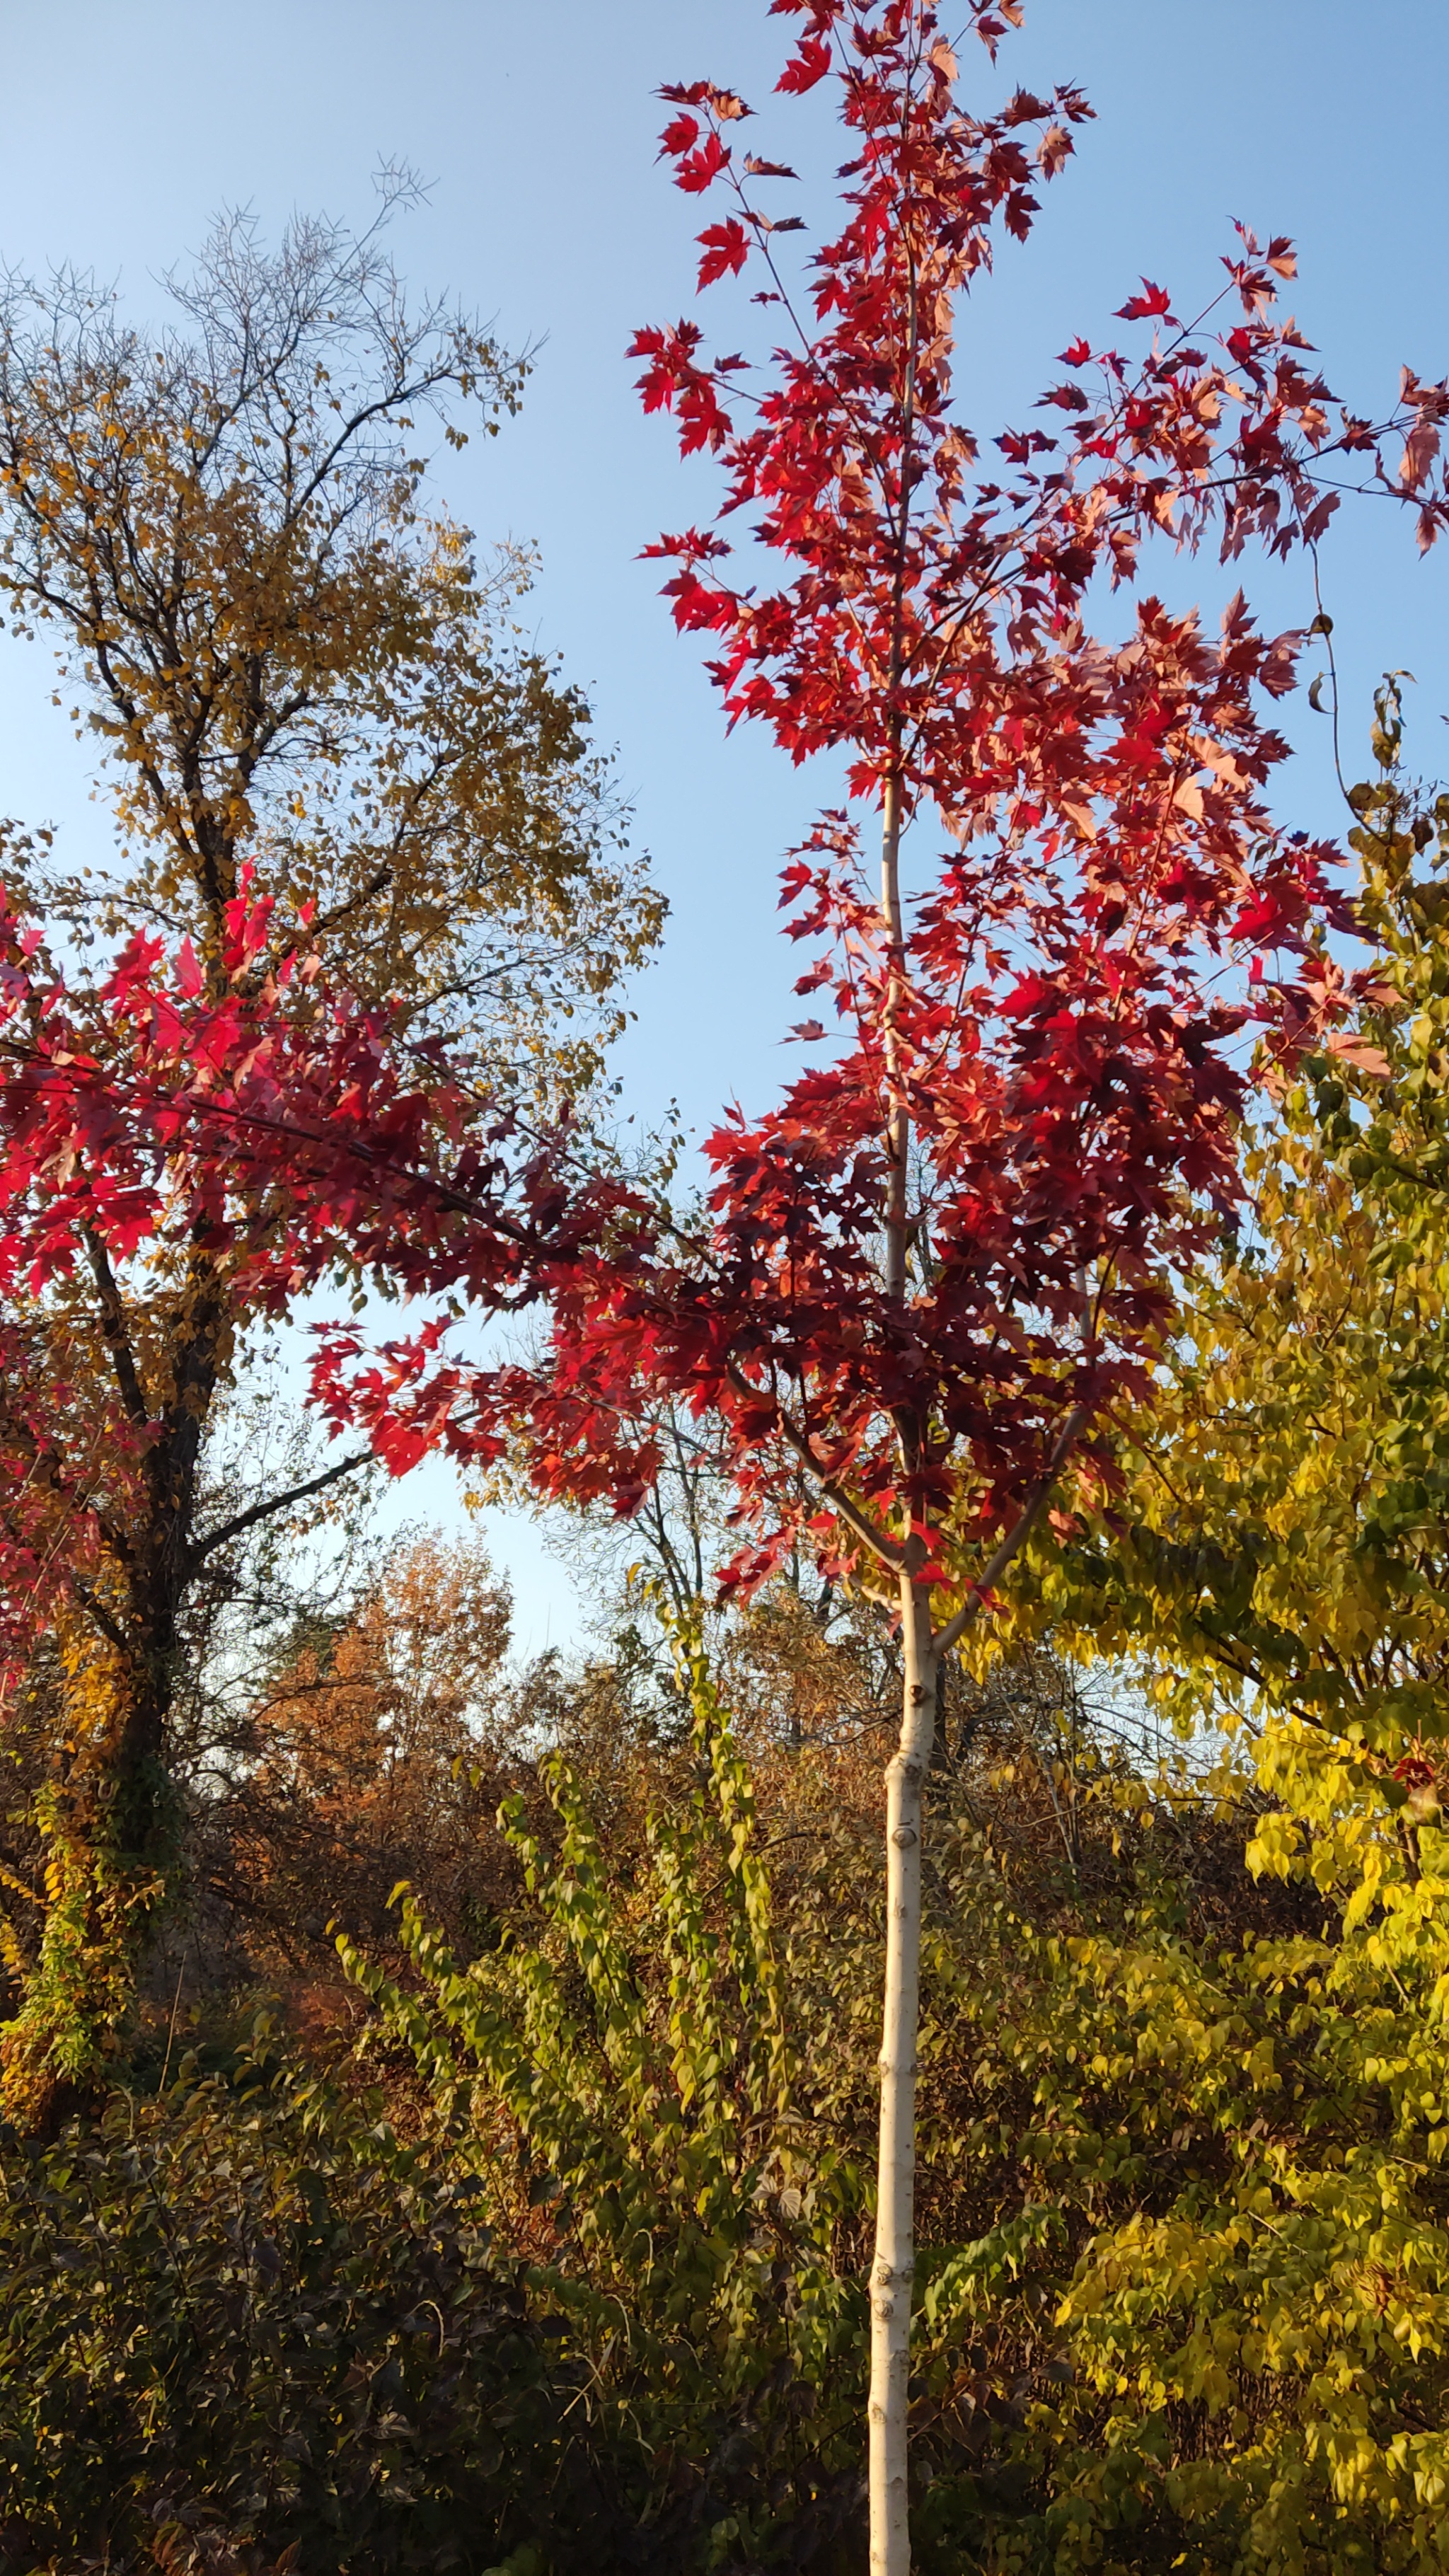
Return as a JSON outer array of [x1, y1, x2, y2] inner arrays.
[[0, 200, 662, 1094]]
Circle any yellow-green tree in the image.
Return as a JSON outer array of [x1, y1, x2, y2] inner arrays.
[[913, 710, 1449, 2569]]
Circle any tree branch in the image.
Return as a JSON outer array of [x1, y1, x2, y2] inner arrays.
[[187, 1447, 374, 1572], [930, 1402, 1090, 1658], [67, 1568, 131, 1655], [730, 1368, 904, 1575], [81, 1225, 150, 1426]]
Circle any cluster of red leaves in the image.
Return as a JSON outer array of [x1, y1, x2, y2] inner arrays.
[[311, 717, 1337, 1600], [0, 882, 627, 1685], [634, 6, 1448, 804]]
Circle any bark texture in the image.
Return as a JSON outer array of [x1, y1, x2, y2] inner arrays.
[[868, 1575, 937, 2576]]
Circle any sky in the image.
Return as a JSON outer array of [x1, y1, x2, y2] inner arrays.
[[2, 0, 1447, 1653]]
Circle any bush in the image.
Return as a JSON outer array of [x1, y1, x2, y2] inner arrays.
[[345, 1639, 872, 2574], [0, 2029, 639, 2575], [17, 1635, 1449, 2576], [350, 1630, 1449, 2576]]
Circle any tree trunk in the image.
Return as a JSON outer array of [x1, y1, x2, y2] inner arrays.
[[868, 1571, 937, 2576], [0, 1600, 180, 2129]]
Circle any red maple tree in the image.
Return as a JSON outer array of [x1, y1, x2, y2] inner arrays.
[[302, 5, 1449, 2558]]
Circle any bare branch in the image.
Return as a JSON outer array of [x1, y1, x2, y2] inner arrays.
[[931, 1403, 1090, 1658], [187, 1447, 373, 1573]]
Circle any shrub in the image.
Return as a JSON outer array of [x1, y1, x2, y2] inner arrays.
[[0, 2029, 637, 2575], [343, 1637, 872, 2572]]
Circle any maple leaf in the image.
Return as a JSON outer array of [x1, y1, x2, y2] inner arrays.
[[1037, 124, 1074, 177], [1116, 280, 1175, 323], [1400, 414, 1443, 494], [1324, 1031, 1391, 1078], [373, 1416, 430, 1476], [676, 134, 730, 194], [697, 221, 751, 289], [777, 34, 831, 93]]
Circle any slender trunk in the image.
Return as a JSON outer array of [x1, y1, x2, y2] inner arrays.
[[873, 715, 923, 2570], [879, 767, 908, 1306], [870, 1571, 937, 2576], [872, 218, 921, 2550]]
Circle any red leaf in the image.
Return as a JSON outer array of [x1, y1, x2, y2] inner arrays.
[[374, 1418, 429, 1477], [777, 34, 831, 94], [1324, 1032, 1391, 1077], [697, 220, 751, 289], [1400, 415, 1442, 495], [676, 134, 729, 194], [1114, 279, 1174, 322]]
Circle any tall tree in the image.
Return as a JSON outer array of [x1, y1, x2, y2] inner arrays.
[[0, 192, 661, 2115], [8, 7, 1441, 2536], [304, 8, 1448, 2562]]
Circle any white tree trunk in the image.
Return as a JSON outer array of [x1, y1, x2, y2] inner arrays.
[[868, 1571, 937, 2576]]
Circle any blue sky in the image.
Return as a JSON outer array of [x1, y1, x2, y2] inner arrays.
[[3, 1, 1447, 1651]]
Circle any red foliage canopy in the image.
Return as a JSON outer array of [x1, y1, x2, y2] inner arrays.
[[0, 880, 615, 1690], [7, 0, 1446, 1635], [310, 0, 1412, 1606]]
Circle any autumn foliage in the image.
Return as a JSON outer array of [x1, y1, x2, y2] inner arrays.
[[310, 0, 1391, 1592], [265, 13, 1449, 2563], [8, 6, 1449, 2573]]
